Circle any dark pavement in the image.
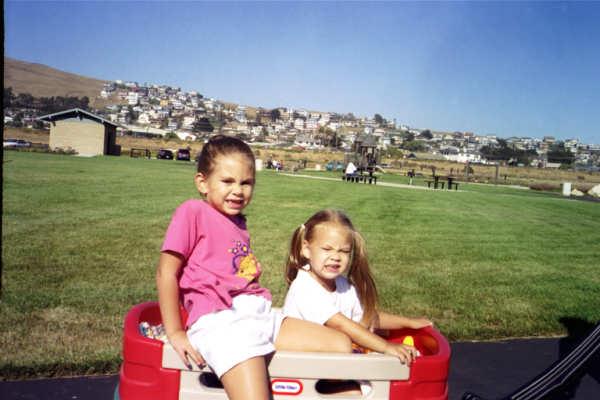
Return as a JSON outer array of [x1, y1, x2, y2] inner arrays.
[[1, 337, 598, 400]]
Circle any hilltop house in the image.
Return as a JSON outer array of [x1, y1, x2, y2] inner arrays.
[[37, 108, 121, 157]]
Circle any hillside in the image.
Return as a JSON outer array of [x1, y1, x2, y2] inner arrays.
[[3, 57, 110, 107]]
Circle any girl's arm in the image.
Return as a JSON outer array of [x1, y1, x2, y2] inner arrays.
[[156, 251, 204, 369], [374, 311, 433, 330], [325, 313, 418, 364]]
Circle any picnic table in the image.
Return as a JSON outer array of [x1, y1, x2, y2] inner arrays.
[[130, 148, 151, 158], [425, 176, 459, 190], [342, 167, 377, 184]]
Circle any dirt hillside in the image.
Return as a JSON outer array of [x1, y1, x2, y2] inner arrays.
[[3, 57, 110, 107]]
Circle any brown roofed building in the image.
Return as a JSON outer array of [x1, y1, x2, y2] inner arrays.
[[37, 108, 121, 157]]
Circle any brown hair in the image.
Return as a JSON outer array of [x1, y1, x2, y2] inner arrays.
[[285, 209, 379, 327], [196, 135, 255, 176]]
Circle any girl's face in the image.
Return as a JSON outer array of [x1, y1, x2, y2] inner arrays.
[[195, 152, 255, 217], [302, 222, 353, 291]]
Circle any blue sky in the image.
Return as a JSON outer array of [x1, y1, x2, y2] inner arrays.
[[5, 1, 600, 144]]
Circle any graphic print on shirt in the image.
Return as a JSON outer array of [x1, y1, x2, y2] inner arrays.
[[229, 240, 260, 281]]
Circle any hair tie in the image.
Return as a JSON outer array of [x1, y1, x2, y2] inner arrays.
[[300, 224, 306, 231], [301, 264, 310, 271]]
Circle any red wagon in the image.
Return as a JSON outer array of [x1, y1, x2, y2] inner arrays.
[[116, 302, 450, 399]]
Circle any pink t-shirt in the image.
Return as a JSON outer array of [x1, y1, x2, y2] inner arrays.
[[162, 200, 271, 327]]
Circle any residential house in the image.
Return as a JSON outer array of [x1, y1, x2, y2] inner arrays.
[[128, 92, 139, 105], [294, 118, 305, 131], [182, 116, 196, 130], [564, 138, 579, 153], [306, 117, 319, 130], [137, 112, 151, 125], [235, 106, 247, 123]]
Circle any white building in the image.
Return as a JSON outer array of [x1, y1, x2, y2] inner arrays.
[[294, 118, 305, 130], [180, 116, 193, 129], [137, 112, 151, 124], [306, 117, 319, 130], [444, 152, 485, 164], [235, 106, 247, 123], [127, 92, 139, 105]]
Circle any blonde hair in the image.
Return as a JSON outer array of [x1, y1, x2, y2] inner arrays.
[[285, 209, 379, 327]]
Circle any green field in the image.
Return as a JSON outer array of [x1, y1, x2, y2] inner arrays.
[[2, 151, 599, 379]]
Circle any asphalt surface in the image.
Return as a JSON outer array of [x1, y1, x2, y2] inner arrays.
[[1, 337, 598, 400]]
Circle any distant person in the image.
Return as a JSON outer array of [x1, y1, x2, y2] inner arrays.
[[156, 136, 349, 400], [345, 162, 357, 175]]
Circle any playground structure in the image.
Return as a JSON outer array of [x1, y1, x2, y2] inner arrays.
[[116, 301, 451, 400], [340, 134, 382, 184], [345, 133, 381, 174]]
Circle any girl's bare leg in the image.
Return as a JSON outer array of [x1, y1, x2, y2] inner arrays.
[[275, 317, 352, 353], [276, 318, 362, 396], [220, 356, 271, 400]]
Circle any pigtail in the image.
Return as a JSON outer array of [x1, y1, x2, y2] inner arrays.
[[285, 225, 307, 286], [348, 230, 379, 329]]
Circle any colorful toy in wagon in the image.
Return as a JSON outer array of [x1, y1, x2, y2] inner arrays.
[[115, 302, 450, 400]]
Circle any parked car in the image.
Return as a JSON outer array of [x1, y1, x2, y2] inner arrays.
[[3, 138, 32, 148], [157, 149, 173, 160], [175, 149, 191, 161]]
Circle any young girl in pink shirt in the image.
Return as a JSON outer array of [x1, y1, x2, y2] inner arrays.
[[156, 136, 350, 400]]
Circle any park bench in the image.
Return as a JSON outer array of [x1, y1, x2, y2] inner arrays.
[[130, 148, 151, 158], [342, 172, 377, 185]]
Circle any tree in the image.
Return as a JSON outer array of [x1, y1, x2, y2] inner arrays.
[[4, 87, 14, 107], [402, 140, 427, 152], [193, 117, 214, 134], [374, 113, 384, 125], [547, 143, 575, 165], [420, 129, 433, 139], [325, 128, 338, 147], [269, 108, 281, 122], [514, 149, 537, 165], [15, 93, 35, 108], [479, 139, 516, 163], [12, 112, 24, 128], [165, 132, 179, 141], [160, 118, 169, 129], [127, 105, 138, 121]]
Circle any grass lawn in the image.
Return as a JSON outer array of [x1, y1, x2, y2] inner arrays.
[[2, 151, 599, 379]]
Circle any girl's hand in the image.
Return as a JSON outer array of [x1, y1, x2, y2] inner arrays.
[[407, 317, 433, 330], [169, 330, 205, 370], [383, 342, 419, 365]]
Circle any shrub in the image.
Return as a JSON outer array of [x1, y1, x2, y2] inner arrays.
[[529, 183, 560, 191], [4, 144, 77, 156], [574, 184, 594, 192]]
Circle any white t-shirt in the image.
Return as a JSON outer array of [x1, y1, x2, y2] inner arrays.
[[345, 162, 357, 174], [283, 269, 364, 325]]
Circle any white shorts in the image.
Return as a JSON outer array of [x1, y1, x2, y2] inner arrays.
[[187, 294, 284, 378]]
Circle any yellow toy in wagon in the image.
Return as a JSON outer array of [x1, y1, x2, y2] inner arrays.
[[115, 302, 450, 400]]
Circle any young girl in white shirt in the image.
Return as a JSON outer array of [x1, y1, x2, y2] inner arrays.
[[283, 209, 433, 365]]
